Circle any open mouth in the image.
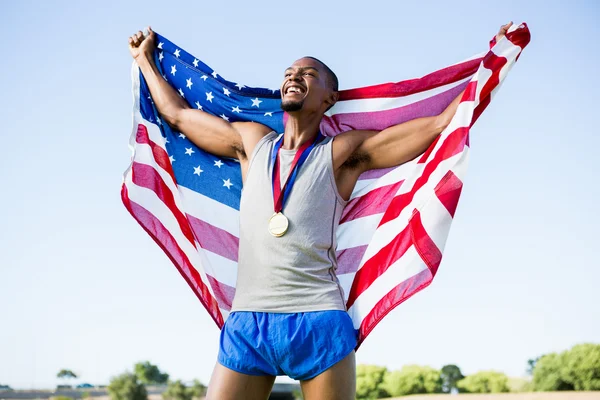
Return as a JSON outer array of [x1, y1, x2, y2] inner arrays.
[[284, 85, 306, 96]]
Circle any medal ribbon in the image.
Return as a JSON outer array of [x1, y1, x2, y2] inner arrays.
[[271, 133, 323, 213]]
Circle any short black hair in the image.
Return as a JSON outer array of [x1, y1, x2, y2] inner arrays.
[[304, 56, 339, 92]]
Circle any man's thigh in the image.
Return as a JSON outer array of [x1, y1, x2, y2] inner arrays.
[[205, 362, 276, 400], [299, 350, 356, 400]]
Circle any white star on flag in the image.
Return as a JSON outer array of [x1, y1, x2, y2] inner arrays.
[[186, 78, 193, 89], [264, 112, 273, 117], [223, 88, 231, 96], [171, 65, 177, 75], [232, 106, 241, 113], [157, 42, 164, 49], [178, 88, 185, 97], [214, 160, 224, 168], [201, 75, 208, 81], [206, 92, 214, 102], [193, 59, 199, 68], [195, 101, 203, 110], [193, 166, 203, 176], [222, 178, 233, 189], [179, 133, 186, 139], [220, 114, 229, 121], [174, 49, 181, 58], [169, 155, 175, 163], [235, 83, 245, 90], [251, 98, 262, 107], [185, 148, 195, 156], [212, 71, 218, 78], [159, 52, 164, 61]]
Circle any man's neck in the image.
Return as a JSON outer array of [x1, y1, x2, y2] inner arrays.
[[282, 112, 322, 150]]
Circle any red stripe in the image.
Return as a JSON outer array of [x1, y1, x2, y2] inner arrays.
[[135, 124, 176, 183], [471, 96, 490, 126], [336, 245, 368, 275], [341, 180, 404, 224], [479, 53, 507, 104], [131, 162, 196, 245], [338, 58, 482, 101], [346, 210, 441, 309], [121, 184, 224, 327], [379, 126, 469, 226], [434, 171, 463, 218], [321, 81, 469, 136], [206, 275, 235, 311], [346, 222, 413, 309], [187, 213, 239, 262], [506, 23, 531, 61], [355, 268, 432, 349], [410, 211, 442, 276]]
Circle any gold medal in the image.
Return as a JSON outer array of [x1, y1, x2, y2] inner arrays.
[[268, 212, 289, 237]]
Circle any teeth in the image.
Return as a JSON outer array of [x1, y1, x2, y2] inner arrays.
[[287, 87, 303, 94]]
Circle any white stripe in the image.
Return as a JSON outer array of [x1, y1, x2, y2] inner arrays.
[[347, 246, 427, 329], [351, 161, 423, 200], [178, 186, 240, 237], [204, 250, 238, 288], [358, 150, 466, 267], [327, 77, 471, 115], [136, 113, 168, 151], [337, 272, 356, 302], [220, 308, 230, 321], [125, 176, 218, 301], [337, 213, 383, 251]]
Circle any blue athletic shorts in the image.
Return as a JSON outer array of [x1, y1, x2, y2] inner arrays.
[[217, 310, 358, 381]]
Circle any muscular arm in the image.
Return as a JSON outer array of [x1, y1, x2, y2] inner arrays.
[[332, 90, 464, 200], [337, 89, 465, 173], [130, 28, 271, 161]]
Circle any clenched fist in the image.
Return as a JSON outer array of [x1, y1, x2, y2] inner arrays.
[[128, 26, 156, 61]]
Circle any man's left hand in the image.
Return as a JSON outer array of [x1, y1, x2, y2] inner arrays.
[[496, 22, 513, 42]]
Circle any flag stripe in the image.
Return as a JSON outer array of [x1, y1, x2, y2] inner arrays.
[[121, 185, 224, 326], [379, 127, 469, 226], [321, 80, 469, 135], [132, 162, 196, 245], [341, 180, 405, 224], [338, 57, 482, 100], [135, 124, 175, 182], [187, 214, 239, 262]]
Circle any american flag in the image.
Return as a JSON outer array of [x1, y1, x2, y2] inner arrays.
[[122, 23, 530, 348]]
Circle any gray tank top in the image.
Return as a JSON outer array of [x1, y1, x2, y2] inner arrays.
[[230, 131, 348, 313]]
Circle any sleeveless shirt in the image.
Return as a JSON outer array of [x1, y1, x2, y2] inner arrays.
[[230, 131, 348, 313]]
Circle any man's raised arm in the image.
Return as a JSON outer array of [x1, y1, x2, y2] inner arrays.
[[128, 27, 271, 160]]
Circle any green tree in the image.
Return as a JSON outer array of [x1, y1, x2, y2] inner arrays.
[[527, 357, 540, 376], [133, 362, 169, 385], [162, 380, 191, 400], [457, 370, 510, 393], [532, 352, 573, 391], [187, 379, 207, 399], [107, 373, 148, 400], [562, 343, 600, 391], [57, 370, 78, 388], [382, 365, 442, 396], [355, 364, 389, 400], [440, 364, 464, 393]]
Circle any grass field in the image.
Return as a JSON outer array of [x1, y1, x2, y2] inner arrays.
[[387, 392, 600, 400]]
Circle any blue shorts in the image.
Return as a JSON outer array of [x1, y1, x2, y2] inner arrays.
[[217, 310, 358, 381]]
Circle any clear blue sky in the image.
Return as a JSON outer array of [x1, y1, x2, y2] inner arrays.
[[1, 0, 598, 390]]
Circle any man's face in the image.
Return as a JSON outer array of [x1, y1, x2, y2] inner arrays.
[[280, 58, 333, 114]]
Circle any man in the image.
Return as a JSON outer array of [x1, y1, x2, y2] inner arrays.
[[128, 22, 512, 400]]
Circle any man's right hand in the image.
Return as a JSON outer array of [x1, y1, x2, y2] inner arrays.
[[128, 26, 155, 61]]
